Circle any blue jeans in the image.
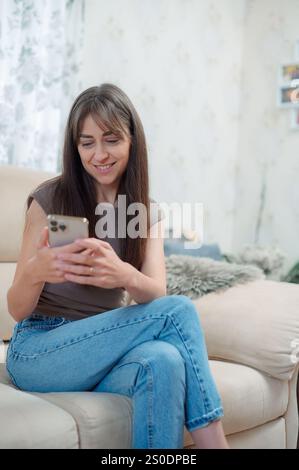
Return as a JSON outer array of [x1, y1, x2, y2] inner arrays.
[[6, 294, 224, 448]]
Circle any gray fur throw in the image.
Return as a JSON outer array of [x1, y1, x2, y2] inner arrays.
[[165, 255, 265, 299], [223, 245, 286, 280]]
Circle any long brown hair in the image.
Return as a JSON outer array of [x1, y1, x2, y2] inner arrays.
[[27, 83, 150, 271]]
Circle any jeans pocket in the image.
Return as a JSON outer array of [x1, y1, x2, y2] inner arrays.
[[9, 315, 69, 359], [17, 315, 67, 333]]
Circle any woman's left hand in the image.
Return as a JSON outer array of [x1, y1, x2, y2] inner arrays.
[[56, 237, 134, 289]]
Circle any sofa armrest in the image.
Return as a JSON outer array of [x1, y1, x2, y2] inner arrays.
[[193, 280, 299, 381], [0, 263, 17, 341]]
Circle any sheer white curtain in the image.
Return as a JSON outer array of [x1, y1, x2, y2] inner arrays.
[[0, 0, 85, 172]]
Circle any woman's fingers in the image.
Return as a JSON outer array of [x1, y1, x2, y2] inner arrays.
[[74, 238, 109, 253], [53, 241, 86, 256], [58, 263, 96, 276], [37, 226, 49, 249], [56, 252, 95, 266], [81, 248, 93, 255]]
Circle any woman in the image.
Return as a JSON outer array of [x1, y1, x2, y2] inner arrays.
[[6, 83, 229, 449]]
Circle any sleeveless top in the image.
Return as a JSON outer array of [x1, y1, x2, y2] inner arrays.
[[28, 180, 165, 321]]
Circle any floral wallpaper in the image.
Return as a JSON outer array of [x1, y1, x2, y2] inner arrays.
[[0, 0, 85, 172]]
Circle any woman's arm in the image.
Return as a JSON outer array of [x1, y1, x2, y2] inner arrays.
[[7, 200, 87, 321], [7, 259, 46, 322], [7, 200, 47, 321], [123, 218, 167, 304]]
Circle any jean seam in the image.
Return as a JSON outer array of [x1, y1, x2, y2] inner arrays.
[[139, 360, 154, 449], [112, 358, 154, 448], [164, 305, 211, 416]]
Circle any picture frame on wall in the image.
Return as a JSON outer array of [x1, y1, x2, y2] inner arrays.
[[277, 44, 299, 126], [279, 63, 299, 83], [277, 83, 299, 108]]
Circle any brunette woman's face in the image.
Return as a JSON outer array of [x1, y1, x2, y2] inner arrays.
[[77, 114, 131, 188]]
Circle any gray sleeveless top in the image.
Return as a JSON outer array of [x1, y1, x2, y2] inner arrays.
[[29, 180, 164, 321]]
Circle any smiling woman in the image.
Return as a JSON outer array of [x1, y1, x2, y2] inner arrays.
[[78, 114, 130, 185], [6, 83, 228, 450], [46, 83, 153, 272]]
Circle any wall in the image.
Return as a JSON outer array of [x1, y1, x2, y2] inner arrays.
[[81, 0, 299, 272], [81, 0, 246, 253], [234, 0, 299, 272]]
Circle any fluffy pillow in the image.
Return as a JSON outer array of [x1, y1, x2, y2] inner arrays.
[[166, 254, 265, 298]]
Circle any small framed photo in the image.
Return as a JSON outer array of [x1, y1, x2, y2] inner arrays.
[[291, 109, 299, 129], [280, 63, 299, 84], [277, 83, 299, 108]]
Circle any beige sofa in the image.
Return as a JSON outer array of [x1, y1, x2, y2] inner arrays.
[[0, 164, 298, 449]]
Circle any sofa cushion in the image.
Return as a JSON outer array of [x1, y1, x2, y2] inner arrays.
[[31, 391, 133, 449], [209, 360, 288, 435], [0, 366, 78, 449], [227, 418, 286, 449], [195, 280, 299, 381], [0, 363, 134, 449]]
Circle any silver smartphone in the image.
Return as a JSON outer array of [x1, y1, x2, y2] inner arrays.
[[47, 214, 89, 248]]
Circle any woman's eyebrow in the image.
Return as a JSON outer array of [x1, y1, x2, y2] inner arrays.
[[79, 131, 114, 139]]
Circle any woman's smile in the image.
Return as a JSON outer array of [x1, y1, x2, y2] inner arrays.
[[93, 162, 117, 174]]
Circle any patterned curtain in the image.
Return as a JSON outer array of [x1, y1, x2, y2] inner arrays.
[[0, 0, 85, 172]]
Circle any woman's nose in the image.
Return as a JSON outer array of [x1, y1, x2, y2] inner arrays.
[[93, 143, 109, 161]]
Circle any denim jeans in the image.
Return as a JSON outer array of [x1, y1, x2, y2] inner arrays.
[[6, 294, 224, 448]]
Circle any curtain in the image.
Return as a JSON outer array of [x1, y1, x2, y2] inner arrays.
[[0, 0, 85, 172]]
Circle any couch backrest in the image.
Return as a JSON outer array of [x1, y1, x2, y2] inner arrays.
[[0, 164, 57, 340], [0, 165, 57, 261]]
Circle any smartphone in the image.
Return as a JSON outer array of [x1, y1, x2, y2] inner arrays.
[[47, 214, 89, 248]]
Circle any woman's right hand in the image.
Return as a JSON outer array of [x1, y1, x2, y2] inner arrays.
[[28, 226, 93, 284]]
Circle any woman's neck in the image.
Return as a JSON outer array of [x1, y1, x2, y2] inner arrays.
[[97, 185, 118, 206]]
